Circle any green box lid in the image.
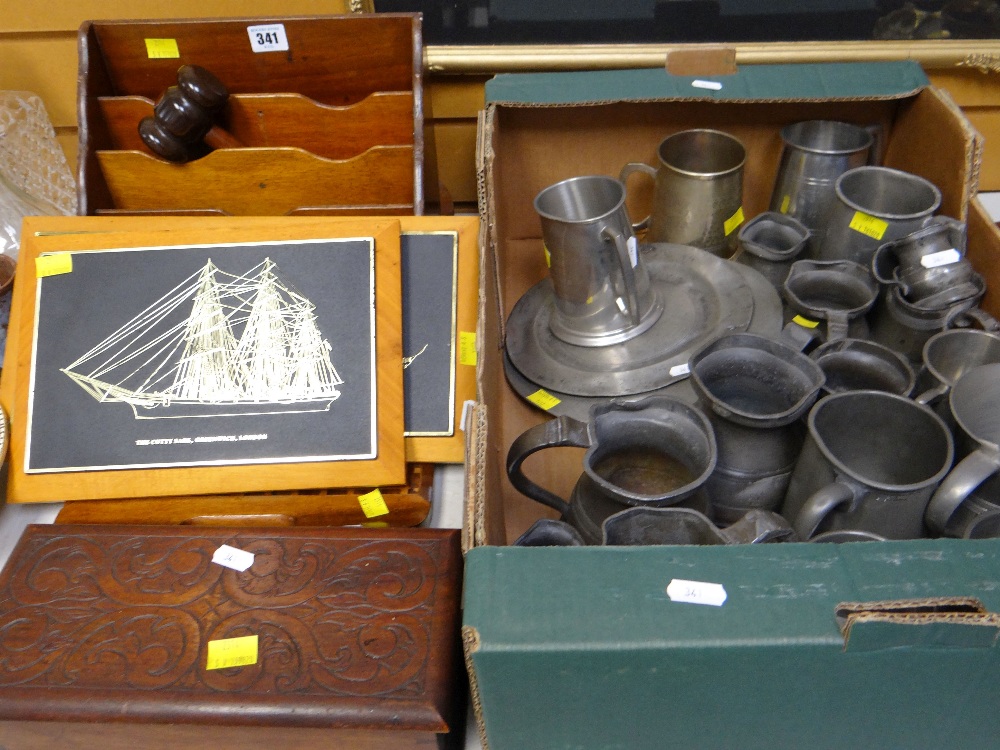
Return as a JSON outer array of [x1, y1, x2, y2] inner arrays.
[[485, 60, 929, 106]]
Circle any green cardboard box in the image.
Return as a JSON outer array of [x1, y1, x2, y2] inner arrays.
[[464, 61, 1000, 750]]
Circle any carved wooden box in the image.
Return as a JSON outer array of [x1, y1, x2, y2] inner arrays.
[[0, 524, 464, 749]]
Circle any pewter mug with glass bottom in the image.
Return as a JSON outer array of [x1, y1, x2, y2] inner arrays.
[[505, 396, 717, 545], [816, 166, 941, 266], [769, 120, 875, 244], [734, 211, 811, 293], [620, 129, 745, 256], [534, 175, 662, 347], [925, 363, 1000, 537], [782, 390, 954, 540], [689, 332, 825, 523]]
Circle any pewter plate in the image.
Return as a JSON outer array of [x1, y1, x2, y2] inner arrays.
[[503, 250, 784, 420], [505, 243, 757, 398]]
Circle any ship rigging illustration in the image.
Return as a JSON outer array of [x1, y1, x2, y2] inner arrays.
[[61, 257, 344, 419]]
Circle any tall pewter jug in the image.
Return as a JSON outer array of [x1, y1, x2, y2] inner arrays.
[[689, 332, 825, 523], [535, 175, 662, 347], [769, 120, 875, 247]]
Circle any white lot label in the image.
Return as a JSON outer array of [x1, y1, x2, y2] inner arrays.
[[692, 80, 723, 91], [668, 363, 690, 377], [667, 578, 727, 606], [247, 24, 289, 53], [920, 249, 961, 268], [627, 236, 639, 267], [212, 544, 255, 572]]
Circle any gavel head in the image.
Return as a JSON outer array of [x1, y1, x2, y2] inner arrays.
[[139, 65, 232, 163]]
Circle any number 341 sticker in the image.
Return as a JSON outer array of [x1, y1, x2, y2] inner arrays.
[[247, 24, 289, 53]]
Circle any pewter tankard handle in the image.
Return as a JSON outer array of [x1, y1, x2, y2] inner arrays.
[[619, 162, 657, 232], [792, 481, 856, 540], [603, 226, 642, 327], [925, 449, 1000, 535], [506, 416, 592, 515]]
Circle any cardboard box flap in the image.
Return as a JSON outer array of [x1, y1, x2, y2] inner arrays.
[[485, 61, 929, 106], [836, 598, 1000, 652], [464, 540, 1000, 649]]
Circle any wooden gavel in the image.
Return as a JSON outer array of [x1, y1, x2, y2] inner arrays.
[[139, 64, 243, 163]]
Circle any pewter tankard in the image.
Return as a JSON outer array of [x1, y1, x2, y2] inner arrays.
[[816, 166, 941, 266], [535, 175, 662, 347], [782, 390, 954, 540], [620, 129, 745, 256]]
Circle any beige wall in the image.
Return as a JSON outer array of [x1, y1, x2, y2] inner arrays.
[[2, 3, 999, 207]]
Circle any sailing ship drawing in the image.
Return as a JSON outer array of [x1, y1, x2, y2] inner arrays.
[[61, 257, 345, 419]]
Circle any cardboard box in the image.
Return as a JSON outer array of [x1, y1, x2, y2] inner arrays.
[[463, 61, 1000, 750]]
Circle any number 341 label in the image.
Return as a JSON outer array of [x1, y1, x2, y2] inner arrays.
[[667, 578, 728, 607], [247, 24, 289, 53]]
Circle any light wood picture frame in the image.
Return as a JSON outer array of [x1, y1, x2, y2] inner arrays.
[[399, 215, 479, 463], [5, 216, 407, 503]]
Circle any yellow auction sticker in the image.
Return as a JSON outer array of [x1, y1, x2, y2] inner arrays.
[[780, 195, 791, 214], [358, 488, 390, 519], [36, 253, 73, 278], [144, 38, 180, 59], [459, 331, 477, 366], [792, 315, 820, 329], [848, 211, 889, 240], [527, 389, 561, 411], [206, 635, 258, 670], [724, 207, 745, 236]]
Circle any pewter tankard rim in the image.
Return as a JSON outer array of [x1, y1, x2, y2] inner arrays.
[[834, 166, 942, 221], [780, 120, 874, 156], [658, 129, 746, 179], [534, 174, 626, 223]]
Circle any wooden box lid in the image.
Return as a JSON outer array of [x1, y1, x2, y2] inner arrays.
[[0, 525, 463, 736]]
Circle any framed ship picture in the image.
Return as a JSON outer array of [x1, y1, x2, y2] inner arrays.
[[399, 216, 479, 463], [5, 217, 407, 503]]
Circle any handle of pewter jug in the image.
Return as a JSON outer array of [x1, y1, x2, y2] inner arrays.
[[826, 312, 851, 342], [914, 381, 949, 406], [946, 306, 1000, 333], [619, 162, 658, 232], [793, 481, 856, 540], [864, 124, 883, 166], [603, 226, 642, 327], [506, 415, 592, 515], [780, 320, 820, 352], [925, 448, 1000, 535]]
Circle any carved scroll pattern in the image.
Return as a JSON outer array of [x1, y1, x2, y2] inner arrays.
[[0, 532, 445, 699]]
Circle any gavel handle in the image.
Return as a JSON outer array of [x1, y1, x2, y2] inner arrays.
[[204, 125, 242, 150]]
